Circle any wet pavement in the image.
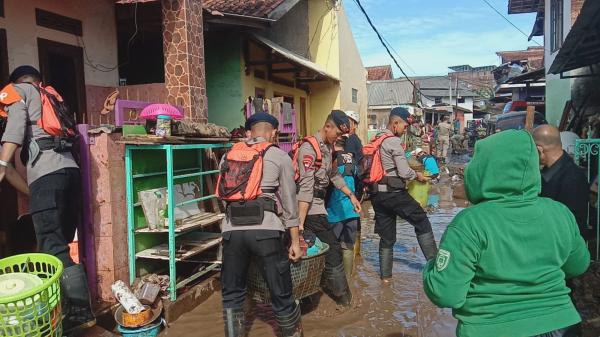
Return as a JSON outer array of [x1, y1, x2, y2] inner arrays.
[[161, 180, 468, 337]]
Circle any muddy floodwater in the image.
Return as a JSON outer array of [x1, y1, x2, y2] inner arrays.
[[162, 182, 468, 337]]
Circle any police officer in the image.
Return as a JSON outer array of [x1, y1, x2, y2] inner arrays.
[[0, 66, 95, 333], [219, 112, 303, 337], [373, 107, 438, 281], [297, 110, 361, 306]]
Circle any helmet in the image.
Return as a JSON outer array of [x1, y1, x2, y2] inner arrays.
[[344, 110, 360, 124]]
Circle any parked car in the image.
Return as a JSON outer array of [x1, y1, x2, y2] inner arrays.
[[496, 111, 547, 131]]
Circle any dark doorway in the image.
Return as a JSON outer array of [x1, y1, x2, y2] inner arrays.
[[116, 2, 164, 85], [37, 38, 87, 124]]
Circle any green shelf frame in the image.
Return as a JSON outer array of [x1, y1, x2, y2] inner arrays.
[[125, 142, 231, 301]]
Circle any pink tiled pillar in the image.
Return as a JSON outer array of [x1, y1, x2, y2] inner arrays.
[[162, 0, 207, 122]]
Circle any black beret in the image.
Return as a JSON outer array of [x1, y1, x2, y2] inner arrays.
[[245, 112, 279, 130], [390, 107, 412, 123], [9, 65, 41, 83], [329, 110, 350, 133]]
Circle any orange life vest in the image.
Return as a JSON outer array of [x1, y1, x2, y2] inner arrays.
[[216, 141, 275, 202], [290, 136, 323, 182], [359, 133, 394, 184]]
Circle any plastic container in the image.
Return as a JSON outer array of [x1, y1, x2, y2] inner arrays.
[[407, 180, 430, 208], [117, 319, 163, 337], [0, 253, 63, 337], [155, 115, 172, 137]]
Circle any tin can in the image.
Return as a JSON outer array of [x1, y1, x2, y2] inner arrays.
[[155, 115, 172, 137]]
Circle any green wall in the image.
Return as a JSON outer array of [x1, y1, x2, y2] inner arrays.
[[205, 33, 245, 130], [545, 74, 572, 127]]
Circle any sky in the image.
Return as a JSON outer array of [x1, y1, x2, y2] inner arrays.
[[345, 0, 544, 76]]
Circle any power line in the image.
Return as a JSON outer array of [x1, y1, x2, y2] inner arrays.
[[480, 0, 543, 47], [351, 0, 434, 100]]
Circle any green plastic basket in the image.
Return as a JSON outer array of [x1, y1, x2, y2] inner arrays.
[[0, 253, 63, 337]]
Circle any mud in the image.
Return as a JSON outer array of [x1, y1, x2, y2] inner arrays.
[[160, 178, 467, 337]]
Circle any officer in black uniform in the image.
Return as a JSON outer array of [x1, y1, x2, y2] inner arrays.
[[219, 112, 303, 337]]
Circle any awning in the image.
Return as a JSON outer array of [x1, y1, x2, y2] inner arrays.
[[249, 34, 339, 82], [529, 11, 544, 41], [548, 0, 600, 74]]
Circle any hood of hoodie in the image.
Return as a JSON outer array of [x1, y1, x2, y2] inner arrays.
[[465, 130, 541, 204]]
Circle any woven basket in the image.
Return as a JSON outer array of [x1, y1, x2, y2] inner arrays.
[[247, 243, 329, 304]]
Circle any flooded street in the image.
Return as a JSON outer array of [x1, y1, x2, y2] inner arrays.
[[162, 180, 468, 337]]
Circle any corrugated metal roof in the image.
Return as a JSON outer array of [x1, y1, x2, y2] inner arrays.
[[508, 0, 544, 14], [368, 80, 414, 106], [413, 76, 479, 97]]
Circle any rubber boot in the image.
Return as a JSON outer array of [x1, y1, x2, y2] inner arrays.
[[276, 305, 303, 337], [342, 249, 354, 278], [417, 232, 438, 261], [223, 308, 246, 337], [60, 264, 96, 335], [379, 247, 393, 280], [321, 263, 352, 307]]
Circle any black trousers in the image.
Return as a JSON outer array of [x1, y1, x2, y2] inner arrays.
[[304, 215, 343, 268], [29, 168, 81, 268], [372, 191, 432, 249], [221, 230, 296, 317], [532, 324, 581, 337]]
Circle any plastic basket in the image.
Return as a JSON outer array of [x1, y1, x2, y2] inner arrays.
[[247, 243, 329, 304], [0, 254, 63, 337]]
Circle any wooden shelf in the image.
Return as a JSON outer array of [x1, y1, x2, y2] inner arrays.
[[136, 232, 222, 262], [135, 212, 224, 234]]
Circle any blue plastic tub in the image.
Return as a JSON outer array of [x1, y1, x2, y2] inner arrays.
[[117, 319, 163, 337]]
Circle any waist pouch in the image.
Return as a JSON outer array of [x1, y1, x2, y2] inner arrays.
[[373, 176, 406, 193], [36, 136, 77, 153], [227, 198, 277, 226]]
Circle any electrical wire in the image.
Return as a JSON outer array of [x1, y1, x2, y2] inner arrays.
[[480, 0, 543, 47], [78, 2, 140, 73], [352, 0, 436, 100]]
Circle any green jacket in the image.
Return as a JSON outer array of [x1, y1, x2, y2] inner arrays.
[[423, 130, 590, 337]]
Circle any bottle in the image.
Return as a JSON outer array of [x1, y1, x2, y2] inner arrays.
[[299, 235, 308, 257]]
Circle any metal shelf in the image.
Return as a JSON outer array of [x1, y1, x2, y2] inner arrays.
[[126, 142, 231, 301]]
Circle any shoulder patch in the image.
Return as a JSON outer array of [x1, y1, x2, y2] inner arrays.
[[302, 155, 315, 171], [435, 249, 451, 272]]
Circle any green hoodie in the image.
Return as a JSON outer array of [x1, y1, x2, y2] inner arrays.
[[423, 130, 590, 337]]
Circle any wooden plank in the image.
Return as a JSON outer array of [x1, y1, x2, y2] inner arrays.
[[136, 233, 222, 262], [135, 213, 224, 234], [525, 106, 535, 132]]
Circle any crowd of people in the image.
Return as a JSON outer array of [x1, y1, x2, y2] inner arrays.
[[0, 64, 594, 337]]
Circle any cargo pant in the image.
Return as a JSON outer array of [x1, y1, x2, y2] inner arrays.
[[438, 136, 450, 160], [221, 230, 296, 317], [29, 168, 81, 268]]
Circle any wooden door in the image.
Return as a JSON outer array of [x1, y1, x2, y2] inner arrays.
[[37, 38, 87, 124]]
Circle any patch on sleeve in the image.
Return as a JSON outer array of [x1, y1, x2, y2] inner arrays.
[[302, 155, 315, 171], [435, 249, 451, 272]]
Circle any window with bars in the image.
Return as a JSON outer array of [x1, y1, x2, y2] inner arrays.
[[550, 0, 564, 52], [352, 88, 358, 103]]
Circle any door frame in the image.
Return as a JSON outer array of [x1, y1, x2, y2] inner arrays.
[[37, 38, 87, 123]]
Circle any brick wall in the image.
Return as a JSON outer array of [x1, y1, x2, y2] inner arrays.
[[571, 0, 585, 26]]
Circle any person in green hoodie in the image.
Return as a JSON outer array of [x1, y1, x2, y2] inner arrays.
[[423, 130, 590, 337]]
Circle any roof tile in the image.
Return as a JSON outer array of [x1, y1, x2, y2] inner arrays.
[[203, 0, 285, 18], [366, 65, 393, 81]]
